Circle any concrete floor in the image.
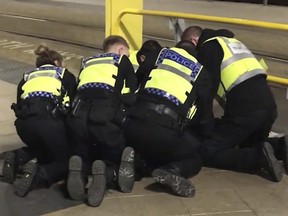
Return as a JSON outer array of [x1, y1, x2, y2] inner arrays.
[[0, 1, 288, 215]]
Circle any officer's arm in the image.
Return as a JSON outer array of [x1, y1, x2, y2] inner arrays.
[[135, 51, 158, 88], [118, 56, 138, 105], [120, 55, 138, 93], [194, 67, 215, 136], [62, 69, 77, 101], [196, 42, 224, 136], [16, 79, 25, 104], [135, 63, 146, 87], [197, 42, 222, 93]]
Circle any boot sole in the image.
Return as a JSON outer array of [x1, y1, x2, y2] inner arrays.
[[263, 142, 283, 182], [152, 169, 195, 197], [88, 160, 106, 207], [67, 156, 85, 201], [118, 147, 135, 193], [15, 162, 37, 197], [3, 152, 17, 184]]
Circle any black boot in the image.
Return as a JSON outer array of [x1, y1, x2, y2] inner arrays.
[[3, 152, 18, 184], [151, 166, 195, 198], [67, 155, 86, 201], [87, 160, 106, 207], [14, 161, 38, 197], [260, 142, 283, 182], [282, 135, 288, 174], [118, 147, 135, 193]]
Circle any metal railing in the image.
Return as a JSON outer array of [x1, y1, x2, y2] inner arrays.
[[115, 9, 288, 86]]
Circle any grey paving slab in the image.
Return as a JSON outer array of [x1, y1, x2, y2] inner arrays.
[[235, 185, 288, 216], [0, 180, 83, 216], [0, 182, 11, 216], [0, 80, 23, 155]]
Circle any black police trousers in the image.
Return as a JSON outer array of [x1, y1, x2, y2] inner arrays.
[[200, 107, 277, 172], [124, 110, 202, 179], [15, 105, 69, 186], [66, 98, 125, 177]]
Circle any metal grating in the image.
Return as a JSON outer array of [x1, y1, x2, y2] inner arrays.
[[0, 57, 34, 85]]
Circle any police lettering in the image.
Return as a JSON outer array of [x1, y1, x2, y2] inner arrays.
[[164, 50, 196, 70]]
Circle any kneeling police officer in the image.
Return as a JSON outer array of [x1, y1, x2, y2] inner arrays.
[[66, 35, 138, 207], [125, 40, 214, 197], [3, 44, 76, 197]]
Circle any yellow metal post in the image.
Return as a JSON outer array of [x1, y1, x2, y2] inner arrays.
[[105, 0, 143, 51]]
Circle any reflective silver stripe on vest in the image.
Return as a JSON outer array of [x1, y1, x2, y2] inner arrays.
[[25, 72, 61, 81], [221, 53, 256, 71], [84, 59, 116, 68], [157, 64, 193, 83], [226, 68, 266, 93], [218, 37, 255, 70]]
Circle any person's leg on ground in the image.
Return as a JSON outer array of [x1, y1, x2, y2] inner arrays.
[[2, 147, 35, 184]]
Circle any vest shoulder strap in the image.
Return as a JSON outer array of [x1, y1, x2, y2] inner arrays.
[[24, 66, 64, 81], [81, 53, 122, 69]]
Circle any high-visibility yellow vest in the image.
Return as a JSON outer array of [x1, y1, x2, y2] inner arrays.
[[78, 53, 123, 91], [204, 37, 266, 102], [21, 64, 65, 100], [144, 47, 203, 119], [129, 50, 139, 72]]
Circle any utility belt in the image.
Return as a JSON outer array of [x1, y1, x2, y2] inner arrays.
[[128, 101, 188, 130], [70, 96, 126, 126], [11, 98, 65, 120]]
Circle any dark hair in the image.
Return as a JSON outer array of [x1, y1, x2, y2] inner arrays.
[[34, 44, 63, 67], [136, 40, 162, 64], [181, 26, 203, 41], [176, 40, 197, 57], [102, 35, 129, 52], [176, 40, 195, 48]]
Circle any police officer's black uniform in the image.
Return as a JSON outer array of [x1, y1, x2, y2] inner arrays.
[[124, 44, 214, 197], [9, 63, 76, 197], [196, 28, 282, 181], [66, 53, 137, 206]]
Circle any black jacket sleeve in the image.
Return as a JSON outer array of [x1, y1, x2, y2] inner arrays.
[[194, 42, 224, 136], [194, 28, 232, 135], [135, 50, 159, 88], [62, 69, 77, 100], [118, 55, 138, 105], [192, 66, 215, 136], [16, 79, 25, 104], [119, 55, 138, 93], [197, 41, 223, 102]]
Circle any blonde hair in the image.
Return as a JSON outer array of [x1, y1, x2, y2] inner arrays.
[[34, 43, 63, 67]]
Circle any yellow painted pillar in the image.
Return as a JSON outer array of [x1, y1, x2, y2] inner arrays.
[[105, 0, 143, 51]]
